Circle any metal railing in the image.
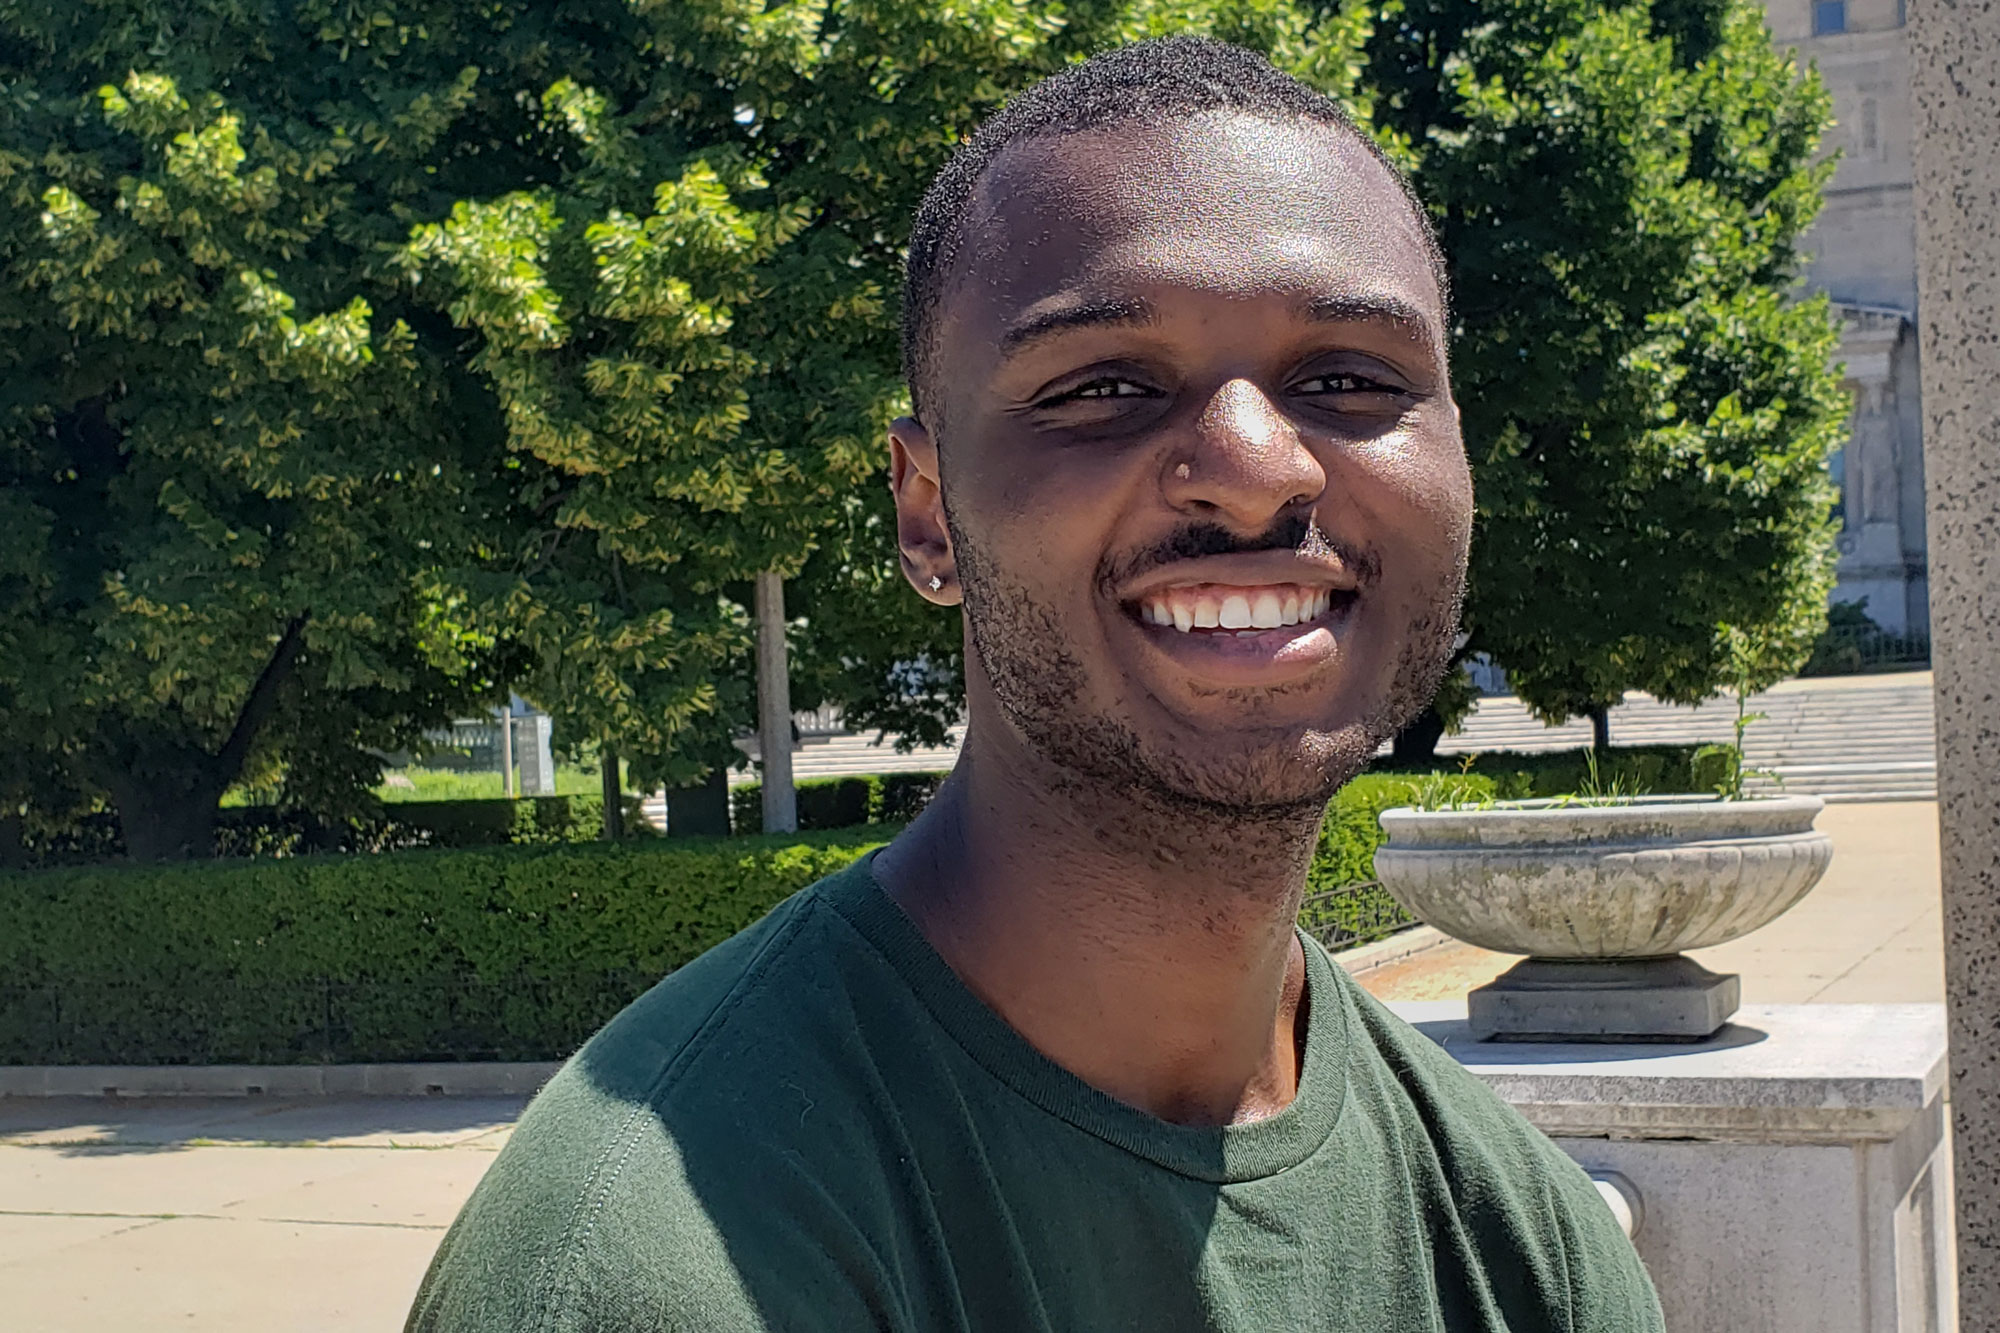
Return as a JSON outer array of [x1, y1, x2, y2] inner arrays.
[[1297, 880, 1418, 951], [1801, 624, 1931, 676]]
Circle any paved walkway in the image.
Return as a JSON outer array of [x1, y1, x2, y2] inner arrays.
[[0, 1098, 521, 1330], [1357, 800, 1945, 1003], [0, 802, 1943, 1329]]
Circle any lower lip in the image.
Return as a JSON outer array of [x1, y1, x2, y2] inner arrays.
[[1125, 596, 1358, 685]]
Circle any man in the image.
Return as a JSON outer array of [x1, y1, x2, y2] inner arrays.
[[409, 37, 1663, 1332]]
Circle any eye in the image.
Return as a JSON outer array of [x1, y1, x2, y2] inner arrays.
[[1293, 372, 1398, 396], [1046, 376, 1158, 405]]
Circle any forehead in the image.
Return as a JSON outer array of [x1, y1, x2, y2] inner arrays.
[[943, 111, 1444, 349]]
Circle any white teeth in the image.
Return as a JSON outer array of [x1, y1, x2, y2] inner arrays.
[[1139, 585, 1344, 634]]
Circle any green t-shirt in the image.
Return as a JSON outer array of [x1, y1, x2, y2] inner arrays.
[[408, 855, 1662, 1332]]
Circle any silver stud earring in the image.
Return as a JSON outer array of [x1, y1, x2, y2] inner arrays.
[[928, 575, 943, 592]]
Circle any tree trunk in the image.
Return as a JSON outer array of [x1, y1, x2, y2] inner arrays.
[[600, 746, 625, 841], [97, 613, 312, 862], [755, 571, 798, 834], [0, 806, 26, 870], [1589, 705, 1611, 752], [1390, 706, 1448, 767], [107, 768, 228, 862]]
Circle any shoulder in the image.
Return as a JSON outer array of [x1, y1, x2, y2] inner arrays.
[[406, 871, 904, 1333], [1324, 958, 1665, 1333]]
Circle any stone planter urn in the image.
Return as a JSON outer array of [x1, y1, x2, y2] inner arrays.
[[1374, 794, 1833, 1040]]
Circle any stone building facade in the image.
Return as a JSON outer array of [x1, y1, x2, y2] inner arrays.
[[1765, 0, 1930, 635]]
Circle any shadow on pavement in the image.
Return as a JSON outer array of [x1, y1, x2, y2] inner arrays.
[[0, 1094, 528, 1154]]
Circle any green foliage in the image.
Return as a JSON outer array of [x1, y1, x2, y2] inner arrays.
[[1297, 774, 1480, 947], [1369, 744, 1703, 800], [1800, 598, 1930, 676], [363, 765, 610, 805], [788, 0, 1848, 744], [1685, 624, 1782, 798], [729, 771, 951, 832], [879, 771, 953, 824], [0, 832, 884, 1063], [1691, 743, 1743, 797], [730, 776, 873, 833], [8, 750, 1715, 1062], [1311, 774, 1466, 887], [0, 0, 593, 857], [1354, 0, 1847, 723], [9, 793, 641, 868], [0, 0, 1846, 860], [1546, 748, 1655, 806]]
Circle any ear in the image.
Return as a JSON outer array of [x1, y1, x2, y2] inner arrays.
[[888, 415, 961, 606]]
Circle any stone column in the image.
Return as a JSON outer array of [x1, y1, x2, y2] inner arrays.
[[1908, 0, 2000, 1320]]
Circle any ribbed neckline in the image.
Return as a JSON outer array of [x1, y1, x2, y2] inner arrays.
[[815, 852, 1352, 1185]]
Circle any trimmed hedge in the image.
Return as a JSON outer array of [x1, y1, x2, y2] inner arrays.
[[1, 830, 884, 1065], [1367, 745, 1704, 801], [3, 750, 1709, 1065], [731, 771, 950, 833], [11, 793, 648, 869]]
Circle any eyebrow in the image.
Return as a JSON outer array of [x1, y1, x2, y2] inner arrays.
[[994, 288, 1446, 363], [1295, 293, 1444, 360], [999, 295, 1157, 356]]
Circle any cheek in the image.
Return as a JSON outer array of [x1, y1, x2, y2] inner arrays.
[[950, 438, 1153, 592], [1336, 430, 1472, 571]]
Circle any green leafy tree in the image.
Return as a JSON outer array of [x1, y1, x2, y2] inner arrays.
[[403, 0, 1371, 785], [0, 1, 621, 858], [790, 0, 1844, 759], [1358, 0, 1847, 737]]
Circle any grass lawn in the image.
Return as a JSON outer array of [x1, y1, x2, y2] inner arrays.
[[370, 764, 616, 803]]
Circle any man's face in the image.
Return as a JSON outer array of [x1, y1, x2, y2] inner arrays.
[[895, 111, 1473, 813]]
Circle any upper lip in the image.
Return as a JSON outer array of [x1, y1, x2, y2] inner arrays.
[[1116, 551, 1363, 603]]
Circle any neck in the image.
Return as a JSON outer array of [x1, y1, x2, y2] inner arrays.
[[871, 701, 1326, 1128]]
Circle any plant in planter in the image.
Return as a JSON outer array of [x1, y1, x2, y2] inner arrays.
[[1376, 640, 1831, 1042]]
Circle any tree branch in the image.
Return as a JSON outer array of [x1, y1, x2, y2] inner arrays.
[[214, 612, 312, 784]]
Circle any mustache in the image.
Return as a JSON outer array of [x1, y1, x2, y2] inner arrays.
[[1098, 513, 1382, 594]]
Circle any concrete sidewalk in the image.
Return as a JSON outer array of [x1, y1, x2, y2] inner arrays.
[[1356, 800, 1946, 1004], [0, 1097, 523, 1330], [0, 801, 1943, 1330]]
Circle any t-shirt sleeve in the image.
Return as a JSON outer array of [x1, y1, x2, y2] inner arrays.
[[406, 1060, 905, 1333], [1542, 1146, 1668, 1333], [404, 1075, 764, 1333], [1337, 975, 1666, 1333]]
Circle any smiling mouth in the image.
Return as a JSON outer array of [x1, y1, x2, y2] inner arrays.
[[1131, 583, 1357, 635]]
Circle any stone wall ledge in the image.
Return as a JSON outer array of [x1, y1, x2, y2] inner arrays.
[[1391, 1001, 1948, 1144], [0, 1061, 562, 1098]]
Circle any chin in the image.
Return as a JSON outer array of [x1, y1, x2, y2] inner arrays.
[[1096, 719, 1387, 817]]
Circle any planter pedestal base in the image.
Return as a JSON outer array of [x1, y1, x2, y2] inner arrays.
[[1469, 956, 1741, 1041]]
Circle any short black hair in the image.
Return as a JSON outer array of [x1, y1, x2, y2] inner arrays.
[[900, 36, 1448, 422]]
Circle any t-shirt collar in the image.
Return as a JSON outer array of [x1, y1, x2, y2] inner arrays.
[[816, 851, 1353, 1185]]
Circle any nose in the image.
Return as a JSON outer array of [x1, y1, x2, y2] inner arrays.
[[1163, 379, 1325, 529]]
